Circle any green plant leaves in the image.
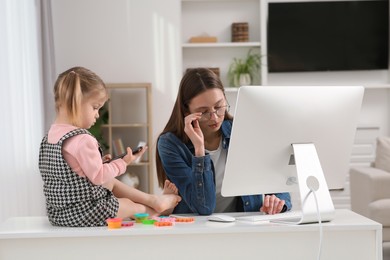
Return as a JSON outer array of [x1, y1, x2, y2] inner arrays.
[[228, 48, 261, 87]]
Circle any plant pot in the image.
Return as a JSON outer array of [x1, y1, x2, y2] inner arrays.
[[239, 73, 251, 86], [233, 73, 252, 87]]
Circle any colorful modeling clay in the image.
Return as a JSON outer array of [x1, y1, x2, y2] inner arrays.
[[152, 217, 176, 223], [106, 218, 122, 229], [154, 221, 173, 227], [141, 219, 156, 225], [174, 217, 195, 223], [134, 213, 149, 223], [121, 221, 134, 227]]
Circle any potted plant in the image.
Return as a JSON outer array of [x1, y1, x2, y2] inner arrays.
[[228, 48, 261, 87], [89, 104, 109, 150]]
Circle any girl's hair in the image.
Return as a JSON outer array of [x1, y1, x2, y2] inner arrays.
[[155, 68, 233, 188], [54, 66, 107, 126]]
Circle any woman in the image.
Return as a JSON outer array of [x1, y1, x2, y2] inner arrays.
[[156, 68, 291, 215]]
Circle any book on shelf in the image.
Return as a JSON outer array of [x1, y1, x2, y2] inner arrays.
[[112, 138, 125, 156]]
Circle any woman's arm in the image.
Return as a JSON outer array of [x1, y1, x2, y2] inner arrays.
[[158, 134, 216, 215]]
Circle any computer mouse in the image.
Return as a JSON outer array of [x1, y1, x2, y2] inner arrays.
[[207, 214, 236, 223]]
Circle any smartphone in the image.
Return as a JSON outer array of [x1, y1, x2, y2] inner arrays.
[[132, 146, 143, 155], [104, 146, 143, 163]]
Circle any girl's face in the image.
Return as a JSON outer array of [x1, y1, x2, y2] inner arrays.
[[80, 91, 107, 129], [188, 88, 227, 135]]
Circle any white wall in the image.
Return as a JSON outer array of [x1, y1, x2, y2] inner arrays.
[[360, 89, 390, 136], [50, 0, 182, 193], [49, 0, 390, 198]]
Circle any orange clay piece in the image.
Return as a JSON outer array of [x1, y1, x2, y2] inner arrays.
[[154, 221, 173, 227], [174, 217, 195, 223], [106, 218, 122, 229]]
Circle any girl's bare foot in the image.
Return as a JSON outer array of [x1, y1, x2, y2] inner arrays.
[[158, 180, 180, 215], [153, 183, 181, 215], [152, 193, 181, 214], [162, 180, 178, 195]]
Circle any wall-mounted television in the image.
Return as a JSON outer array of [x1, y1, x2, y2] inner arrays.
[[267, 0, 389, 73]]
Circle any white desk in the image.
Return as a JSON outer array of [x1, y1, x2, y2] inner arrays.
[[0, 209, 382, 260]]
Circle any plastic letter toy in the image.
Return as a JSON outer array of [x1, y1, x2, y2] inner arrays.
[[154, 221, 173, 227], [174, 217, 195, 223], [152, 217, 176, 223]]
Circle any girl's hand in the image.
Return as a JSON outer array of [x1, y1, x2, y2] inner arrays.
[[260, 194, 285, 215], [184, 113, 205, 156], [122, 146, 148, 165], [102, 154, 112, 163]]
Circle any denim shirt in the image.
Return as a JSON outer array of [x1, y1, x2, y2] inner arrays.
[[157, 120, 292, 215]]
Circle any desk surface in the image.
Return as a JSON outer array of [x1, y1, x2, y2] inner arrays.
[[0, 209, 383, 260], [0, 209, 381, 239]]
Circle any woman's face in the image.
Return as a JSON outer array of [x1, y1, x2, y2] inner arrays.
[[188, 88, 228, 135]]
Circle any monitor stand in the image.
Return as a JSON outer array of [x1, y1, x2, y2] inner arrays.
[[274, 143, 335, 224]]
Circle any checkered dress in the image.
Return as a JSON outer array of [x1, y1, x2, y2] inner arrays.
[[39, 129, 119, 227]]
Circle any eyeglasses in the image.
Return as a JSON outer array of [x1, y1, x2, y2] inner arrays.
[[199, 105, 230, 122]]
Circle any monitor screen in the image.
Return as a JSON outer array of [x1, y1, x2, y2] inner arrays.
[[267, 0, 389, 72], [221, 86, 364, 197]]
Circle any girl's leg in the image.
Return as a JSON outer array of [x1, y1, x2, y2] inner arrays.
[[111, 178, 181, 213], [104, 179, 159, 218], [102, 179, 115, 190], [116, 198, 158, 219]]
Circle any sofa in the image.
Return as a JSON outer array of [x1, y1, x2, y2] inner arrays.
[[350, 136, 390, 248]]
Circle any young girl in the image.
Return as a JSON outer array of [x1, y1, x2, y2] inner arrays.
[[156, 68, 291, 215], [39, 66, 181, 227]]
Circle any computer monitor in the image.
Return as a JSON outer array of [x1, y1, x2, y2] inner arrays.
[[221, 86, 364, 223]]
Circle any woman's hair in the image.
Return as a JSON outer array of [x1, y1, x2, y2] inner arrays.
[[155, 68, 233, 188], [54, 66, 107, 127]]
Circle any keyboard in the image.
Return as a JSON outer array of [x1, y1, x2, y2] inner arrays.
[[235, 210, 302, 223]]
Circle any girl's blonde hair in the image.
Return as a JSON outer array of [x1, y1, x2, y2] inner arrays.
[[54, 66, 107, 126]]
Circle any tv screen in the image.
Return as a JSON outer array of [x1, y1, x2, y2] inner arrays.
[[267, 0, 389, 73]]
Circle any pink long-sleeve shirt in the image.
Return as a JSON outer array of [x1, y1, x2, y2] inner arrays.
[[48, 124, 126, 185]]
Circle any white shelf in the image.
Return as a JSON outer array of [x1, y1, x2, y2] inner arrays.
[[182, 0, 255, 2], [367, 84, 390, 89], [181, 0, 261, 87], [102, 123, 149, 128], [182, 42, 260, 48], [224, 85, 390, 92]]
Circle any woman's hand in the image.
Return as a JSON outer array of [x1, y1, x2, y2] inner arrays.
[[260, 194, 286, 215], [184, 112, 205, 156]]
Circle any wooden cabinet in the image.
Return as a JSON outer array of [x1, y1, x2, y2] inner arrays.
[[102, 83, 153, 193]]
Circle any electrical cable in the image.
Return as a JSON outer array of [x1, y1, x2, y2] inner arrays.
[[310, 189, 323, 260]]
